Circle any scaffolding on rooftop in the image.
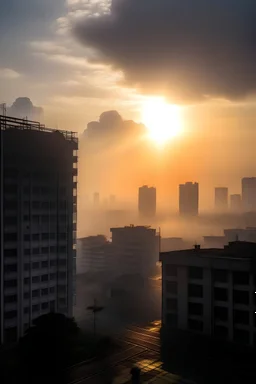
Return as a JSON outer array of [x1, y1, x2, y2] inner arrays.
[[0, 114, 78, 143]]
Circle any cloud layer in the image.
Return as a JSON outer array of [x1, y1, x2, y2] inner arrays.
[[74, 0, 256, 102]]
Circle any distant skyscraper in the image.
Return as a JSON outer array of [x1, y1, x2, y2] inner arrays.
[[215, 187, 228, 211], [138, 185, 156, 217], [179, 182, 199, 216], [242, 178, 256, 212], [230, 194, 242, 212], [109, 195, 116, 208], [0, 114, 78, 344], [93, 192, 100, 207]]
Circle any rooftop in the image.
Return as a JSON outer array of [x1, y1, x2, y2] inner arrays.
[[0, 114, 78, 143]]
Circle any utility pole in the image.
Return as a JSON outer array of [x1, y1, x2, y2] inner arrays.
[[87, 298, 103, 338], [0, 103, 6, 116]]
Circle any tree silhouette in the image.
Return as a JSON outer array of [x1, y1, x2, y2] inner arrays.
[[19, 313, 79, 382]]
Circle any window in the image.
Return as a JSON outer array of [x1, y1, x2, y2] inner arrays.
[[233, 271, 249, 286], [188, 302, 203, 316], [4, 249, 17, 257], [32, 234, 40, 241], [233, 329, 250, 345], [4, 201, 17, 210], [24, 201, 30, 209], [24, 234, 30, 241], [42, 202, 49, 209], [233, 290, 249, 305], [4, 217, 17, 225], [59, 246, 67, 253], [32, 276, 40, 284], [166, 281, 177, 295], [24, 278, 30, 285], [214, 306, 228, 322], [50, 215, 56, 222], [4, 264, 17, 273], [32, 248, 40, 255], [165, 313, 177, 327], [214, 287, 228, 301], [23, 215, 30, 222], [41, 215, 49, 224], [42, 233, 49, 241], [32, 304, 39, 312], [188, 319, 203, 332], [41, 187, 49, 195], [32, 202, 40, 209], [4, 294, 17, 303], [50, 260, 56, 267], [59, 259, 67, 267], [41, 274, 48, 282], [41, 302, 49, 310], [24, 292, 30, 299], [188, 284, 203, 298], [41, 288, 48, 296], [166, 298, 177, 311], [32, 215, 40, 224], [32, 262, 40, 269], [49, 287, 55, 294], [5, 280, 17, 288], [50, 300, 55, 311], [58, 298, 66, 306], [4, 327, 17, 343], [59, 233, 67, 240], [41, 261, 48, 268], [50, 233, 55, 240], [59, 272, 66, 279], [5, 310, 17, 319], [188, 267, 203, 280], [233, 310, 249, 325], [33, 187, 40, 194], [4, 185, 17, 194], [24, 263, 30, 271], [60, 215, 66, 222], [49, 202, 56, 210], [50, 273, 56, 280], [32, 290, 40, 298], [42, 247, 48, 254], [24, 249, 30, 256], [60, 201, 67, 210], [214, 325, 228, 340], [50, 246, 56, 253], [4, 233, 17, 242]]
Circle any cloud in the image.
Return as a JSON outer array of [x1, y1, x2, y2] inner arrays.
[[8, 97, 43, 121], [0, 68, 20, 79], [74, 0, 256, 103]]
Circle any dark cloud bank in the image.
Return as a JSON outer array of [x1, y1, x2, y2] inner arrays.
[[74, 0, 256, 102]]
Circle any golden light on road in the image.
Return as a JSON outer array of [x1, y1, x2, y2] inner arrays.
[[141, 98, 182, 144]]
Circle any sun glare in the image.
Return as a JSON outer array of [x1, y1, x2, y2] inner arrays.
[[141, 98, 182, 144]]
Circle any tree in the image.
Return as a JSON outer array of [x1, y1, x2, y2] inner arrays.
[[19, 313, 79, 382]]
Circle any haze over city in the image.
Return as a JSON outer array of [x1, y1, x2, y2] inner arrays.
[[2, 1, 256, 384]]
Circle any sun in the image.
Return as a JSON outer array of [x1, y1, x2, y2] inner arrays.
[[141, 97, 182, 144]]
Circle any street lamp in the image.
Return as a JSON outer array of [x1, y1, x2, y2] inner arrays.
[[87, 298, 104, 337]]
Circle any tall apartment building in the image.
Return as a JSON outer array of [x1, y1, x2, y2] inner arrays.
[[215, 187, 228, 211], [242, 178, 256, 212], [110, 225, 159, 278], [0, 115, 78, 344], [161, 242, 256, 347], [230, 194, 242, 212], [179, 182, 199, 216], [138, 185, 156, 217]]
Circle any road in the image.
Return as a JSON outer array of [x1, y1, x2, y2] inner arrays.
[[68, 321, 196, 384]]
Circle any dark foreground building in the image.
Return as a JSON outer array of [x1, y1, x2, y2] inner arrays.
[[161, 241, 256, 347], [0, 115, 78, 344]]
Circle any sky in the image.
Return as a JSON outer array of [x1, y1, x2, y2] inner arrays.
[[1, 0, 256, 209]]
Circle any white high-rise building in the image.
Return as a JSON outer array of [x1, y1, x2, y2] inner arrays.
[[0, 115, 78, 344]]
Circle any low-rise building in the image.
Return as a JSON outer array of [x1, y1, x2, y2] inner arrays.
[[160, 242, 256, 347]]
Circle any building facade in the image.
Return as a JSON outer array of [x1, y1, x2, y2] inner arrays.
[[242, 178, 256, 212], [161, 242, 256, 347], [215, 187, 228, 212], [76, 235, 109, 275], [110, 225, 159, 278], [179, 182, 199, 216], [0, 115, 78, 344], [138, 185, 156, 217], [230, 194, 242, 212]]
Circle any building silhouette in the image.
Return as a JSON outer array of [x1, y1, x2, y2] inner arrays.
[[77, 235, 109, 275], [93, 192, 100, 207], [160, 241, 256, 346], [242, 177, 256, 212], [0, 115, 78, 344], [215, 187, 228, 211], [230, 194, 242, 212], [179, 182, 199, 216], [138, 185, 156, 217]]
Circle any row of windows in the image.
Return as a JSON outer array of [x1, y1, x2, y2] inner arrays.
[[23, 272, 66, 284], [24, 246, 67, 255], [24, 233, 67, 241], [23, 214, 67, 223], [24, 259, 67, 270], [166, 265, 251, 286], [24, 201, 67, 210]]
